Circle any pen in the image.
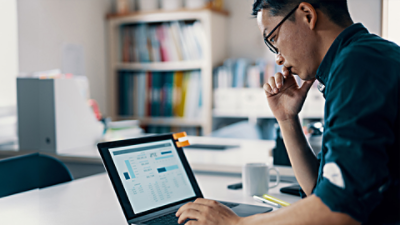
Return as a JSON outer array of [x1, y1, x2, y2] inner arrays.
[[262, 194, 291, 207], [253, 195, 281, 208]]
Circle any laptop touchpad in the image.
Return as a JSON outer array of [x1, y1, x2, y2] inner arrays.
[[232, 204, 272, 217]]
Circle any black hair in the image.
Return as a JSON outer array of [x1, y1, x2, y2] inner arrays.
[[252, 0, 353, 27]]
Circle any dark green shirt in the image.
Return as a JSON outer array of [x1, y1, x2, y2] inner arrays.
[[313, 23, 400, 224]]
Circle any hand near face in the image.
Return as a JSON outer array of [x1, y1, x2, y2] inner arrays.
[[263, 67, 315, 122], [176, 198, 242, 225]]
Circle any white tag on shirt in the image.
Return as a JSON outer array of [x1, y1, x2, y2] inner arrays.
[[323, 162, 345, 189]]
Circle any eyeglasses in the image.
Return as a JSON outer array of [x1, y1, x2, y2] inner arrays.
[[264, 5, 299, 54]]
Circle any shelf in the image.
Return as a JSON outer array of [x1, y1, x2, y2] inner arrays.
[[116, 116, 204, 127], [107, 7, 229, 20], [114, 61, 203, 71], [213, 109, 274, 119], [108, 7, 229, 135]]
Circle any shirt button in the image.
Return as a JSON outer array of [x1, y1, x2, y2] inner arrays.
[[317, 82, 325, 92]]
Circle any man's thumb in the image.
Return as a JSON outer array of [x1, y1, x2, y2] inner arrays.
[[300, 79, 316, 94]]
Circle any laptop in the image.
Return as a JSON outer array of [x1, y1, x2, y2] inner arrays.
[[98, 133, 272, 225]]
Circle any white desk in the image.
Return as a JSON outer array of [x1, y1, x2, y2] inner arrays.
[[0, 136, 295, 177], [0, 173, 300, 225], [59, 136, 277, 173]]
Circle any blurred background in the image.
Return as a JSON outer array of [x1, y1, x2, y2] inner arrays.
[[0, 0, 399, 149]]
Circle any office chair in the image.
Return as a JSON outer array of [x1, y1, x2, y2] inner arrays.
[[0, 153, 73, 198]]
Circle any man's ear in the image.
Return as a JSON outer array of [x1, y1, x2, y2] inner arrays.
[[298, 2, 318, 30]]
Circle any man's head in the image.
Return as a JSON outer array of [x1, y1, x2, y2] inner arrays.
[[253, 0, 353, 80]]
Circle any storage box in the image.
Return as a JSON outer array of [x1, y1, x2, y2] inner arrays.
[[138, 0, 158, 11], [214, 88, 272, 116], [17, 78, 104, 153], [161, 0, 183, 10], [185, 0, 208, 9]]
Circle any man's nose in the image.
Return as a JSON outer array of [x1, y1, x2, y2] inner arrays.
[[275, 54, 285, 65]]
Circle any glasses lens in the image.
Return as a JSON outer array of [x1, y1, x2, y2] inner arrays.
[[264, 38, 278, 54]]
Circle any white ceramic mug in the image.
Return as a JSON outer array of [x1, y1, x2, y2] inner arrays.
[[242, 163, 280, 196]]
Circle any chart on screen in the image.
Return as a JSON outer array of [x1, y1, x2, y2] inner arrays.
[[109, 140, 195, 213]]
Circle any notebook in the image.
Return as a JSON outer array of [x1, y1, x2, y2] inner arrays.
[[98, 133, 272, 225]]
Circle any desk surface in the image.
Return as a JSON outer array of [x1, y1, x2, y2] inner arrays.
[[0, 136, 295, 176], [0, 173, 300, 225]]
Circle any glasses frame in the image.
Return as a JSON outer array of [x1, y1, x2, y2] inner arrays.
[[264, 5, 299, 54]]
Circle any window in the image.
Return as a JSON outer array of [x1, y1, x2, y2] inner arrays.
[[382, 0, 400, 45]]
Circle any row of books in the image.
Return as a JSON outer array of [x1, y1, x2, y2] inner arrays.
[[213, 58, 284, 89], [118, 70, 202, 118], [121, 21, 205, 63]]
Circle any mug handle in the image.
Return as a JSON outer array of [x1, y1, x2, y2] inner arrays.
[[268, 167, 280, 189]]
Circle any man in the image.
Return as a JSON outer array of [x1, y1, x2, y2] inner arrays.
[[176, 0, 400, 224]]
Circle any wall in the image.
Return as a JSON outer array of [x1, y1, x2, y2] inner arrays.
[[224, 0, 382, 61], [17, 0, 382, 114], [347, 0, 381, 35], [17, 0, 113, 113], [224, 0, 274, 61], [0, 0, 18, 107]]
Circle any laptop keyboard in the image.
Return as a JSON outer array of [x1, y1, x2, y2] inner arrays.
[[143, 212, 180, 225], [143, 202, 239, 225]]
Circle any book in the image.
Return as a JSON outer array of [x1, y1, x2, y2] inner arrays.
[[148, 26, 161, 62], [169, 22, 184, 61], [233, 58, 249, 88], [122, 26, 131, 62], [184, 70, 201, 118], [164, 72, 174, 117], [151, 72, 160, 117], [146, 72, 152, 116], [136, 24, 150, 62], [173, 71, 183, 116], [120, 21, 205, 63], [137, 72, 147, 117], [118, 71, 134, 116], [116, 70, 202, 121], [162, 23, 180, 61], [156, 25, 168, 62]]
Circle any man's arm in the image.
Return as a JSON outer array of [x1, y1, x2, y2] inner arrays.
[[240, 195, 360, 225], [176, 196, 360, 225], [264, 69, 319, 195], [278, 116, 320, 195]]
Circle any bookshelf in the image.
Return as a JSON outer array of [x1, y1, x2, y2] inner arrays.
[[107, 8, 228, 135], [211, 58, 324, 139]]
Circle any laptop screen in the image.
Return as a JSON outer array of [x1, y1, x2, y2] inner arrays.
[[109, 139, 196, 214]]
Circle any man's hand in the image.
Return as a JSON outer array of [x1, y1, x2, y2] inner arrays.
[[176, 198, 242, 225], [263, 67, 315, 122]]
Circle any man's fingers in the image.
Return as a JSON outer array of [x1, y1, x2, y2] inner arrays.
[[263, 83, 274, 97], [282, 66, 295, 79], [176, 201, 209, 217], [176, 202, 192, 217], [177, 208, 201, 224], [282, 66, 290, 77], [269, 76, 279, 94], [194, 198, 220, 206], [275, 72, 284, 89]]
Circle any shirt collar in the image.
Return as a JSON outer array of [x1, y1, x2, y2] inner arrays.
[[315, 23, 369, 86]]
